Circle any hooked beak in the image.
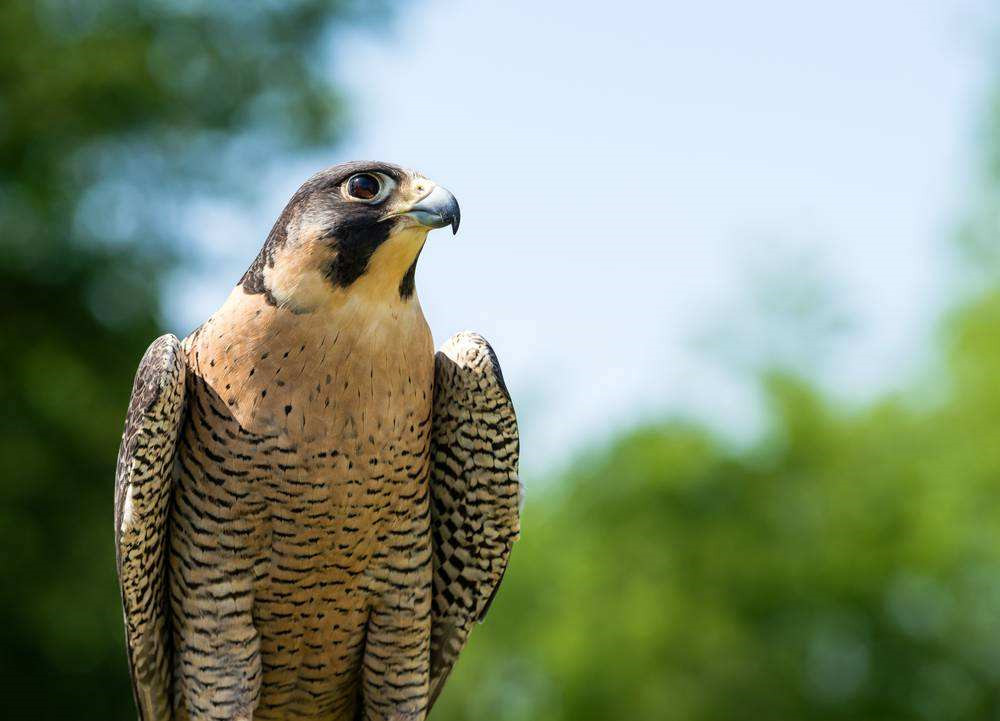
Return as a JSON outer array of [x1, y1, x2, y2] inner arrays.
[[403, 185, 460, 235]]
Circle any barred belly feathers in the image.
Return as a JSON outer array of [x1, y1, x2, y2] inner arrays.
[[114, 162, 520, 721]]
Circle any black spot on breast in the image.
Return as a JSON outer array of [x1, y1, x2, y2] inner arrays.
[[284, 405, 293, 415]]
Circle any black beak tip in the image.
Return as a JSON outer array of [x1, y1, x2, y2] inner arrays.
[[407, 185, 461, 234]]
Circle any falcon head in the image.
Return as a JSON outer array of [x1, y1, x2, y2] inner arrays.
[[240, 161, 460, 311]]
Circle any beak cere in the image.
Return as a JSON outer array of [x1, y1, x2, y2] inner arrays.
[[404, 185, 461, 234]]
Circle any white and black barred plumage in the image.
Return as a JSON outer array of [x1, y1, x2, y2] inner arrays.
[[115, 334, 186, 721], [428, 333, 520, 708]]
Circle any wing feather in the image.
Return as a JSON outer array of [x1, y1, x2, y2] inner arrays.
[[427, 332, 521, 709], [114, 334, 186, 721]]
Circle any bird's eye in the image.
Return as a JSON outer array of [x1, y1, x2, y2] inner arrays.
[[346, 173, 381, 201]]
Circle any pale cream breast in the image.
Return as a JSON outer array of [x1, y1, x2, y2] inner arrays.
[[187, 283, 434, 444], [175, 282, 436, 715], [166, 161, 456, 719]]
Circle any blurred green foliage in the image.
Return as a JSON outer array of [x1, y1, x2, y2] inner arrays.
[[433, 289, 1000, 721], [430, 92, 1000, 719], [4, 3, 1000, 721]]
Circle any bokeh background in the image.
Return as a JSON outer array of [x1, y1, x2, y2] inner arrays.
[[6, 1, 1000, 718]]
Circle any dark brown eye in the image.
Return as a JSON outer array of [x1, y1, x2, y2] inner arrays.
[[346, 173, 381, 201]]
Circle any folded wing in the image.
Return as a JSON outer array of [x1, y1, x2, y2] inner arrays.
[[428, 332, 521, 709], [114, 334, 186, 721]]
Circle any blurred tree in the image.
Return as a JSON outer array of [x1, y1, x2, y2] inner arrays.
[[432, 312, 1000, 721], [7, 2, 1000, 720], [0, 2, 394, 717], [429, 78, 1000, 721]]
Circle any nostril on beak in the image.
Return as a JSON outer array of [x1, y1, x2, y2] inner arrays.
[[404, 185, 460, 234]]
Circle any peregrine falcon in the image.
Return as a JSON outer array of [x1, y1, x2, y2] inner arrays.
[[114, 162, 520, 721]]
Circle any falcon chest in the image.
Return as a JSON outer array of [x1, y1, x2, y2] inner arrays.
[[174, 288, 435, 710]]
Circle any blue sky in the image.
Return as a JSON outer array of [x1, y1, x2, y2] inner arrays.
[[168, 0, 995, 474]]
